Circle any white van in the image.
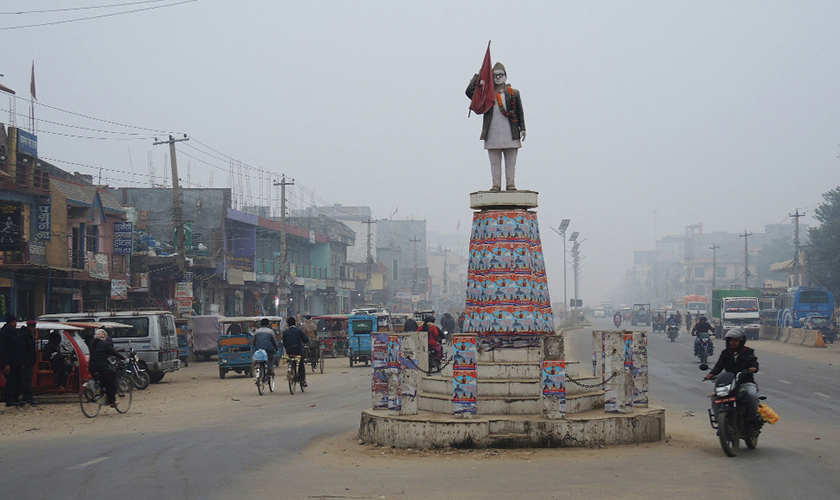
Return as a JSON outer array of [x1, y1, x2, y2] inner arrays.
[[38, 310, 180, 383]]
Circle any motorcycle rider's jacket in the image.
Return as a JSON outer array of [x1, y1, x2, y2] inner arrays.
[[692, 320, 714, 335], [709, 346, 758, 384]]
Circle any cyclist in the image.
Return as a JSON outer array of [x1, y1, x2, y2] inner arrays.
[[88, 329, 125, 407], [281, 317, 309, 388], [253, 318, 279, 375]]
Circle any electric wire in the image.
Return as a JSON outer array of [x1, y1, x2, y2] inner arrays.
[[0, 0, 198, 31], [0, 1, 166, 15]]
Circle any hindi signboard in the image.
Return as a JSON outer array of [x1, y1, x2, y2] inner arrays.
[[113, 222, 133, 255], [36, 196, 51, 241]]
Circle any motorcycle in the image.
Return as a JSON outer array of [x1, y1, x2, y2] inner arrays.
[[696, 331, 714, 364], [667, 323, 679, 342], [700, 365, 765, 457], [120, 344, 151, 390]]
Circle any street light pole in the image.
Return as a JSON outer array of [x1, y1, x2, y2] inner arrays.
[[552, 219, 571, 323]]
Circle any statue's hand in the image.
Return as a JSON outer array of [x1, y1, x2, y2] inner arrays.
[[520, 130, 527, 141]]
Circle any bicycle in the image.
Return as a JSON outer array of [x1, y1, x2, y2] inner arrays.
[[79, 373, 133, 418], [253, 349, 275, 395], [284, 351, 306, 394]]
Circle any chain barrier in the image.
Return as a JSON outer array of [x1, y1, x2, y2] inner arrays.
[[565, 373, 616, 389], [402, 354, 452, 376]]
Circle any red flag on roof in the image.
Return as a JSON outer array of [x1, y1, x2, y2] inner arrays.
[[30, 61, 37, 100], [468, 41, 494, 115]]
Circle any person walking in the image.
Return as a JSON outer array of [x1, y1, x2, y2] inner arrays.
[[0, 314, 23, 407]]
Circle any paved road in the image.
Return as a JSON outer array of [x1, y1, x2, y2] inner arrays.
[[3, 325, 840, 499], [582, 319, 840, 498], [0, 359, 374, 500]]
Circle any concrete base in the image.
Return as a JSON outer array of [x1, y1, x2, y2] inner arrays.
[[359, 407, 665, 449], [469, 190, 538, 210]]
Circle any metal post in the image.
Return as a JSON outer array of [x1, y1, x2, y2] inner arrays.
[[552, 219, 571, 323]]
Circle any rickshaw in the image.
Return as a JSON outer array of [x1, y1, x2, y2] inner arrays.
[[390, 313, 409, 332], [192, 315, 222, 361], [313, 314, 349, 357], [0, 321, 89, 396], [651, 309, 667, 333], [175, 317, 192, 367], [347, 314, 376, 367], [217, 317, 255, 379]]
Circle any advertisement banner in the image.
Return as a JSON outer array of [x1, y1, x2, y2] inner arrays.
[[0, 203, 22, 251], [111, 279, 127, 300]]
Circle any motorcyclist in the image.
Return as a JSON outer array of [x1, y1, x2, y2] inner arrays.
[[692, 315, 715, 357], [704, 329, 760, 422], [252, 318, 279, 375]]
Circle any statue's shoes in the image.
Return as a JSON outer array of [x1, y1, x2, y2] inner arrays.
[[489, 186, 501, 192]]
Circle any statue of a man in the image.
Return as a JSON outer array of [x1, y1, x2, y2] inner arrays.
[[466, 62, 526, 191]]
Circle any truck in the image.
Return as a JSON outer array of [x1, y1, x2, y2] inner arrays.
[[711, 289, 761, 340], [631, 303, 651, 326], [682, 294, 708, 318]]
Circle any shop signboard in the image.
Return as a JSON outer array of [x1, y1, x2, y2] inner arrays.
[[0, 202, 22, 251], [113, 221, 133, 255], [36, 196, 51, 241]]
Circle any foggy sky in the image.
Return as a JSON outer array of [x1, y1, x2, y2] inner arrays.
[[3, 1, 839, 306]]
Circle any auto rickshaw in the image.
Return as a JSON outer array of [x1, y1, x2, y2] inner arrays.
[[313, 314, 348, 357], [217, 317, 255, 379], [0, 321, 89, 396], [347, 314, 376, 367]]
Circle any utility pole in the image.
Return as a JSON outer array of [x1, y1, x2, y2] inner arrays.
[[789, 209, 805, 287], [409, 236, 421, 295], [709, 244, 720, 291], [362, 218, 375, 299], [740, 230, 752, 288], [153, 134, 189, 275], [273, 175, 294, 316], [442, 248, 449, 294]]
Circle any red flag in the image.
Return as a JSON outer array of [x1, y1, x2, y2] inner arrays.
[[30, 61, 36, 100], [469, 41, 494, 115]]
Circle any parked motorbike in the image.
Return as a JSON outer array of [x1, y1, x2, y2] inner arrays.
[[696, 331, 714, 364], [119, 344, 151, 390], [700, 364, 765, 457], [667, 323, 679, 342]]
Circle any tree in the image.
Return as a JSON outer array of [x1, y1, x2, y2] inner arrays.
[[807, 186, 840, 295]]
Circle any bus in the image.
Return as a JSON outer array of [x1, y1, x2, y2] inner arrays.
[[777, 286, 835, 328]]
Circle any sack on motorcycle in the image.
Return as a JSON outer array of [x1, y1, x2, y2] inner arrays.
[[758, 403, 779, 424]]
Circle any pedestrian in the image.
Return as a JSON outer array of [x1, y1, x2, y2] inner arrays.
[[458, 312, 466, 332], [0, 314, 23, 406], [403, 316, 419, 333], [19, 320, 39, 405]]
